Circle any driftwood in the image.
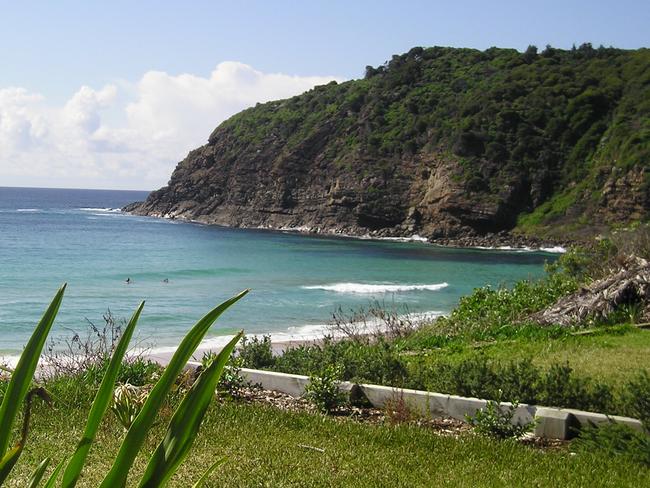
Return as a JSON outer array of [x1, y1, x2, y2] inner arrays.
[[531, 257, 650, 327]]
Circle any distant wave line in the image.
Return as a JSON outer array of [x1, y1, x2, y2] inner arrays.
[[302, 282, 449, 293], [79, 207, 122, 213]]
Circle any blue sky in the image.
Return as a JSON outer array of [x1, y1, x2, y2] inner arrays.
[[0, 0, 648, 189]]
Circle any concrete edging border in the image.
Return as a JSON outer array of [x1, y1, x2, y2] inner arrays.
[[240, 367, 645, 440]]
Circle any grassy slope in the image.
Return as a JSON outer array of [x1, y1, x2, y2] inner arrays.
[[8, 399, 649, 487], [402, 326, 650, 387]]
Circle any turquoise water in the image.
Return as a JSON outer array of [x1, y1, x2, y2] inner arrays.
[[0, 187, 555, 356]]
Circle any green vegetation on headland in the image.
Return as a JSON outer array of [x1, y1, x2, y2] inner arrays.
[[132, 44, 650, 241]]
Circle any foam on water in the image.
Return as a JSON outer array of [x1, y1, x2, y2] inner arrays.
[[302, 282, 449, 294]]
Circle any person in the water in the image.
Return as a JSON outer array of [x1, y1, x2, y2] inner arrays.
[[162, 278, 169, 283], [125, 277, 131, 284]]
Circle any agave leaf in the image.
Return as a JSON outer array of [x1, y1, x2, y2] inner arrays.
[[0, 284, 66, 457], [100, 290, 248, 488], [0, 386, 52, 485], [27, 457, 51, 488], [61, 302, 144, 488], [191, 456, 227, 488], [43, 457, 66, 488], [138, 333, 242, 487], [0, 445, 22, 485]]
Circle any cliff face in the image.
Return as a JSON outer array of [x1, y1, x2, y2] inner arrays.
[[128, 46, 650, 240]]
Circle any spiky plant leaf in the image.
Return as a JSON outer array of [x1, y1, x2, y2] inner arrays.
[[61, 301, 144, 488], [43, 458, 66, 488], [99, 290, 248, 488], [27, 458, 51, 488], [139, 333, 242, 487], [0, 285, 65, 457], [0, 445, 22, 485], [191, 457, 227, 488]]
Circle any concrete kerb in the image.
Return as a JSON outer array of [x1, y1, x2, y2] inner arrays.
[[239, 367, 647, 440]]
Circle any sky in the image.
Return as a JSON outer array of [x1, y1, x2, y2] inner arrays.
[[0, 1, 648, 190]]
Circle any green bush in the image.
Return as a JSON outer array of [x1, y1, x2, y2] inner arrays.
[[466, 392, 533, 440], [274, 337, 408, 386], [238, 334, 274, 369], [538, 362, 613, 413], [407, 355, 615, 413], [304, 364, 347, 414], [624, 371, 650, 429], [572, 423, 650, 466], [424, 272, 578, 341], [203, 351, 246, 396]]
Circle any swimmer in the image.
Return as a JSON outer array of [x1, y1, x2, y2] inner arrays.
[[125, 277, 131, 284], [163, 278, 169, 283]]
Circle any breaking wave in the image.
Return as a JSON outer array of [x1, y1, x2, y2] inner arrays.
[[302, 282, 449, 294]]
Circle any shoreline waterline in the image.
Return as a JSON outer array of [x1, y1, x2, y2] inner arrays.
[[130, 209, 568, 254], [1, 310, 446, 370]]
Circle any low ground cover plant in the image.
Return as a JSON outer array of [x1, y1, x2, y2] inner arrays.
[[466, 391, 533, 440], [572, 423, 650, 467]]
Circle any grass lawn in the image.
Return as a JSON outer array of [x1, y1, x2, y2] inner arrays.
[[402, 326, 650, 387], [7, 396, 650, 487]]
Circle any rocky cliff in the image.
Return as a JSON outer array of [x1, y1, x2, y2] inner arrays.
[[126, 45, 650, 241]]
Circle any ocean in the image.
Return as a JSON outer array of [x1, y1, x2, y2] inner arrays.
[[0, 186, 555, 359]]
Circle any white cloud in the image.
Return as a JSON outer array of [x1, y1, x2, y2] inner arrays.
[[0, 63, 341, 189]]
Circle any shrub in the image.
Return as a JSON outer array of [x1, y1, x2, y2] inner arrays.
[[427, 273, 578, 341], [466, 391, 533, 439], [203, 351, 246, 397], [572, 423, 650, 466], [407, 355, 618, 414], [274, 337, 409, 386], [304, 364, 347, 413], [624, 370, 650, 429], [238, 334, 274, 369], [538, 362, 613, 412]]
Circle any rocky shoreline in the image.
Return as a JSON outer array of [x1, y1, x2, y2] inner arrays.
[[123, 202, 572, 252]]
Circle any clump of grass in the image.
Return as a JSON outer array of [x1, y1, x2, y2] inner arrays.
[[384, 394, 416, 426]]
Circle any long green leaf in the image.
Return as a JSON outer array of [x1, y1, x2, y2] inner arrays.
[[139, 332, 243, 487], [28, 457, 51, 488], [0, 284, 66, 457], [191, 457, 226, 488], [43, 458, 66, 488], [61, 301, 145, 488], [100, 290, 248, 488], [0, 445, 22, 485]]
